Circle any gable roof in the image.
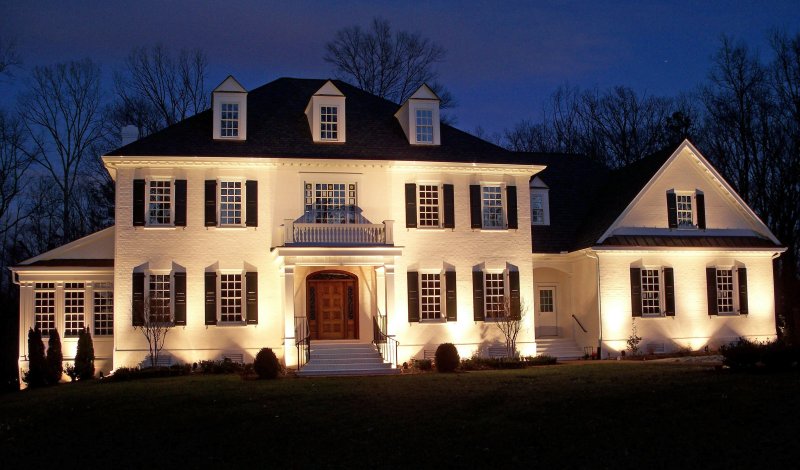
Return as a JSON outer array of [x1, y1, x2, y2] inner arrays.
[[108, 78, 524, 165], [13, 227, 115, 269]]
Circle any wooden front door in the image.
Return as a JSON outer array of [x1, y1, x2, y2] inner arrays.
[[307, 272, 358, 340]]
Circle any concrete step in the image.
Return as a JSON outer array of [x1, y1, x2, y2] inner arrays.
[[297, 341, 399, 377], [536, 338, 586, 360]]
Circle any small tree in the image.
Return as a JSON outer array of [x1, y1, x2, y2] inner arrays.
[[626, 318, 643, 356], [24, 327, 47, 387], [494, 296, 529, 359], [74, 327, 95, 380], [46, 328, 63, 384], [135, 296, 173, 367]]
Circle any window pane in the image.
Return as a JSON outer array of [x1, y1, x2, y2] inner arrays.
[[531, 193, 544, 224], [415, 109, 433, 143], [485, 273, 505, 319], [677, 194, 693, 227], [34, 283, 56, 337], [717, 269, 735, 314], [320, 106, 338, 140], [64, 283, 86, 337], [219, 181, 243, 225], [420, 273, 442, 320], [148, 180, 172, 225], [482, 186, 504, 228], [149, 275, 171, 323], [221, 102, 239, 137], [539, 289, 554, 313], [304, 182, 356, 223], [220, 274, 243, 322], [94, 283, 114, 336], [641, 269, 661, 316], [418, 185, 440, 227]]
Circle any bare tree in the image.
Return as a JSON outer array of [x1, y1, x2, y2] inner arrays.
[[114, 45, 208, 137], [0, 37, 22, 79], [493, 297, 529, 358], [0, 110, 33, 235], [19, 59, 104, 244], [135, 296, 173, 368], [324, 17, 455, 109]]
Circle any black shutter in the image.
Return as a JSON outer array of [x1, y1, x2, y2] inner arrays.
[[246, 271, 258, 324], [630, 268, 642, 317], [174, 180, 187, 227], [706, 268, 718, 315], [509, 270, 521, 320], [506, 186, 518, 230], [132, 272, 144, 326], [407, 271, 419, 322], [174, 272, 186, 325], [205, 272, 217, 325], [696, 192, 706, 229], [667, 192, 678, 229], [663, 267, 675, 317], [133, 179, 146, 226], [405, 183, 417, 228], [205, 180, 217, 227], [445, 270, 457, 321], [470, 185, 482, 229], [738, 267, 748, 315], [246, 180, 258, 227], [443, 184, 455, 229], [472, 271, 485, 321]]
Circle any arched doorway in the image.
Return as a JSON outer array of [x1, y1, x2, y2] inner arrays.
[[306, 270, 359, 340]]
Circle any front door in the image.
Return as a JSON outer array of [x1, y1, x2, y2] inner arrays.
[[536, 286, 558, 337], [307, 272, 358, 340]]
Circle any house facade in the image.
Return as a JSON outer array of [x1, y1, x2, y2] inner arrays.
[[12, 76, 784, 378]]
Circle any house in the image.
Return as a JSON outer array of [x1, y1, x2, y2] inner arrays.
[[11, 76, 784, 379]]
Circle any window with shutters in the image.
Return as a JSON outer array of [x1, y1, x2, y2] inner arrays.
[[320, 106, 338, 140], [640, 269, 662, 316], [418, 184, 441, 228], [219, 180, 243, 226], [34, 283, 56, 336], [420, 273, 442, 321], [676, 193, 693, 227], [148, 180, 172, 225], [415, 108, 434, 143], [484, 272, 506, 320], [148, 274, 171, 323], [219, 273, 243, 323], [64, 283, 85, 337], [93, 282, 114, 336], [716, 268, 735, 314], [220, 102, 239, 138], [530, 188, 550, 226], [482, 185, 505, 229], [303, 182, 358, 224]]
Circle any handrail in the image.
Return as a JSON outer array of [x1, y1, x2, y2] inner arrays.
[[372, 314, 399, 368], [295, 316, 311, 370], [571, 314, 588, 333]]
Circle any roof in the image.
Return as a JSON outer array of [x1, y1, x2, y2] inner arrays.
[[599, 236, 778, 249], [108, 78, 527, 165], [22, 259, 114, 267]]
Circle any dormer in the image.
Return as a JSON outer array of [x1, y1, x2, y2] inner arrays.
[[305, 80, 346, 143], [530, 176, 550, 225], [394, 84, 441, 146], [212, 75, 247, 141]]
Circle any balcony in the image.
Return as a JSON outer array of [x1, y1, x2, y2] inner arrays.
[[281, 209, 394, 247]]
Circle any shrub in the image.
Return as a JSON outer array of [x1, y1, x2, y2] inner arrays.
[[108, 364, 191, 382], [414, 359, 432, 371], [198, 358, 244, 374], [23, 327, 47, 388], [435, 343, 460, 372], [46, 329, 63, 385], [254, 348, 282, 379], [527, 354, 557, 366], [720, 338, 763, 370], [73, 328, 95, 380]]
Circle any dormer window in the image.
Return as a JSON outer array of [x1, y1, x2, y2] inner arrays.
[[676, 194, 693, 227], [307, 81, 346, 143], [395, 84, 441, 146], [212, 75, 247, 141], [667, 190, 705, 230], [530, 176, 550, 226], [415, 109, 434, 143]]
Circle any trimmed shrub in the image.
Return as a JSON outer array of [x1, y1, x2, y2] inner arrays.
[[74, 328, 95, 380], [108, 364, 191, 382], [198, 358, 244, 374], [435, 343, 460, 372], [720, 338, 762, 370], [46, 329, 63, 384], [254, 348, 282, 379], [23, 327, 47, 388], [414, 359, 432, 371], [527, 354, 557, 366], [720, 338, 799, 371]]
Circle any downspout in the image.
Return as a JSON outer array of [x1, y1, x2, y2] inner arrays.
[[585, 251, 602, 359]]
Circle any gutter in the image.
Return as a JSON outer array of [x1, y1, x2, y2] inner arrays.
[[585, 251, 602, 358]]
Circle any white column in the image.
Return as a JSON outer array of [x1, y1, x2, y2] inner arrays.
[[385, 264, 395, 334], [383, 220, 394, 245], [282, 264, 297, 368], [376, 266, 386, 317]]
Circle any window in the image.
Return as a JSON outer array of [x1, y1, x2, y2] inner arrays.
[[93, 282, 114, 336], [539, 288, 554, 313], [415, 109, 433, 143], [63, 282, 86, 337], [320, 106, 338, 140], [304, 182, 357, 223], [640, 269, 661, 316], [148, 274, 171, 323], [219, 181, 243, 226], [420, 273, 442, 320], [531, 193, 545, 224], [482, 186, 504, 229], [220, 102, 239, 137], [716, 269, 735, 314], [677, 194, 693, 227], [148, 180, 172, 225], [418, 185, 440, 227], [34, 283, 56, 336], [484, 273, 506, 319], [220, 274, 243, 322]]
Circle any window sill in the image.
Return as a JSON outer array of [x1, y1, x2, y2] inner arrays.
[[217, 321, 247, 327], [415, 227, 448, 232], [209, 226, 247, 231], [420, 318, 446, 324], [141, 225, 178, 231], [479, 227, 509, 232]]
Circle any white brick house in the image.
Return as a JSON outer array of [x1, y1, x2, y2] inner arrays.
[[12, 76, 784, 378]]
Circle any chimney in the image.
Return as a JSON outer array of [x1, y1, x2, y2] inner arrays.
[[121, 125, 139, 146]]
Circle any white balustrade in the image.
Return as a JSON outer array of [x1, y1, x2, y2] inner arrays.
[[282, 220, 394, 246]]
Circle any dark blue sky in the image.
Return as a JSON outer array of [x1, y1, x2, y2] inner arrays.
[[2, 0, 799, 135]]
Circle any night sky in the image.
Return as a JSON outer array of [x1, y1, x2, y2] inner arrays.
[[2, 0, 799, 135]]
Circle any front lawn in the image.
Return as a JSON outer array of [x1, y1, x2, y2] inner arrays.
[[1, 363, 798, 468]]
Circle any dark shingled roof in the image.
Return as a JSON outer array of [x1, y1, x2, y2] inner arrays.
[[109, 78, 529, 165], [600, 235, 778, 248], [21, 259, 114, 267]]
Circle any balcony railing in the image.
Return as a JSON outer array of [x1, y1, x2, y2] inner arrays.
[[282, 210, 394, 246]]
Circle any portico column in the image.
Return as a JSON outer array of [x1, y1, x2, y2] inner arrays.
[[384, 264, 395, 334], [282, 264, 297, 368], [376, 266, 386, 318]]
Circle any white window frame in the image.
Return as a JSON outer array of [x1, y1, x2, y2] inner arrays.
[[640, 267, 663, 317], [319, 105, 339, 141], [675, 191, 695, 229], [303, 181, 358, 224], [146, 178, 174, 227], [419, 270, 444, 322], [417, 183, 442, 228], [481, 184, 506, 230], [415, 108, 435, 144], [218, 179, 245, 227], [63, 282, 86, 337], [220, 102, 240, 138], [218, 270, 245, 324], [484, 270, 508, 321], [93, 281, 114, 337], [34, 282, 56, 337], [147, 272, 173, 324], [530, 189, 550, 226], [714, 266, 740, 316]]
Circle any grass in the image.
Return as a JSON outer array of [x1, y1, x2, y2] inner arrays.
[[1, 362, 798, 468]]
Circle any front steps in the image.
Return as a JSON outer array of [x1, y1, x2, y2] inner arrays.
[[536, 338, 586, 360], [297, 341, 400, 377]]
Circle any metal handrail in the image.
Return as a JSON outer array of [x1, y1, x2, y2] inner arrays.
[[295, 316, 311, 370], [571, 314, 588, 333], [372, 314, 399, 367]]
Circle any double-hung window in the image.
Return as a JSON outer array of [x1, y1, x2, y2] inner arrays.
[[420, 273, 442, 320], [148, 274, 171, 323], [148, 180, 172, 225], [676, 194, 693, 227], [34, 282, 56, 336], [219, 181, 243, 226], [64, 282, 86, 337], [484, 272, 506, 319], [418, 184, 441, 228], [667, 190, 705, 230], [640, 269, 661, 316], [220, 102, 239, 138], [320, 106, 338, 140], [716, 268, 735, 314], [219, 273, 243, 323], [415, 109, 434, 143], [304, 182, 357, 223], [482, 186, 504, 229], [93, 282, 114, 336]]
